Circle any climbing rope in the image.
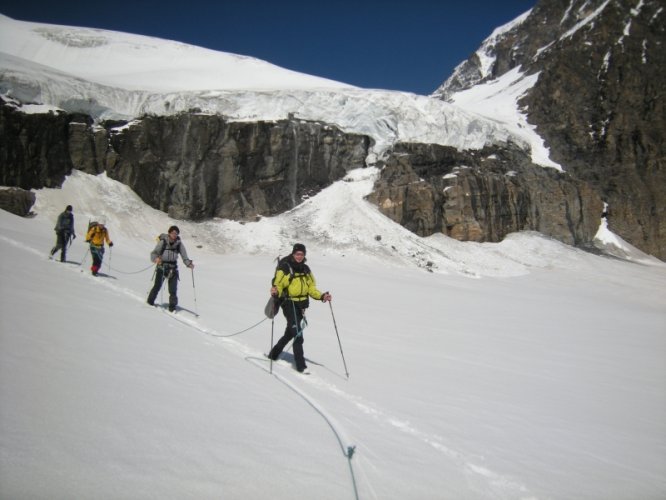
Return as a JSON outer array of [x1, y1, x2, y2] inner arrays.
[[44, 240, 360, 498], [207, 317, 269, 338], [257, 360, 360, 500], [109, 263, 155, 275]]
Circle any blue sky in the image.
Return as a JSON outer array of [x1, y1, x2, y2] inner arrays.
[[0, 0, 535, 95]]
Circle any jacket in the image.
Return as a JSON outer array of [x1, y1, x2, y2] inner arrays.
[[55, 211, 75, 235], [273, 256, 324, 307], [150, 233, 192, 267], [86, 225, 111, 247]]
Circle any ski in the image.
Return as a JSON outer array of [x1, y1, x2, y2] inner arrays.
[[264, 353, 310, 374]]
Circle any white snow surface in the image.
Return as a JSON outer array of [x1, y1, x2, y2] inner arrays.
[[1, 171, 666, 499], [0, 14, 352, 92], [449, 67, 562, 170], [1, 13, 553, 163]]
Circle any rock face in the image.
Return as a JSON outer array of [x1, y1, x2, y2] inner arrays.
[[368, 142, 603, 246], [0, 98, 370, 220], [433, 0, 666, 259], [0, 187, 36, 216], [0, 100, 73, 189], [105, 114, 370, 220]]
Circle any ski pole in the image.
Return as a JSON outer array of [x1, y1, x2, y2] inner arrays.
[[191, 267, 198, 315], [329, 301, 349, 378], [269, 313, 275, 375], [152, 265, 167, 304], [107, 245, 112, 274], [160, 271, 165, 304], [291, 299, 304, 338], [80, 246, 90, 267]]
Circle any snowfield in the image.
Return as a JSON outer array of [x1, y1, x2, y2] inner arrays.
[[1, 171, 665, 500]]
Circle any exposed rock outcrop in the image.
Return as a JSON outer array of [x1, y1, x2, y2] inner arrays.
[[105, 114, 370, 220], [0, 186, 35, 216], [0, 100, 73, 189], [0, 98, 371, 221], [368, 142, 603, 246]]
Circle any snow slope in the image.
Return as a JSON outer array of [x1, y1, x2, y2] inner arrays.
[[1, 171, 665, 499], [0, 13, 353, 92], [448, 67, 561, 169]]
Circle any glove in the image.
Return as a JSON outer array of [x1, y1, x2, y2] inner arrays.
[[109, 242, 114, 247], [321, 292, 332, 302], [72, 234, 76, 239]]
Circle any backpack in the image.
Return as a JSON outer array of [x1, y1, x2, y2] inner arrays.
[[86, 221, 105, 241], [271, 255, 293, 285], [265, 256, 292, 318], [265, 255, 314, 318], [156, 233, 180, 257], [272, 255, 311, 297]]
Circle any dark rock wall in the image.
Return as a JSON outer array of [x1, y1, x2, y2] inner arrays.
[[105, 114, 370, 220], [523, 0, 666, 258], [0, 187, 35, 216], [368, 142, 603, 246], [0, 101, 73, 189], [0, 99, 371, 221]]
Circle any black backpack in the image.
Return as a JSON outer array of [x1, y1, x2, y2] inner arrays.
[[272, 256, 293, 284], [265, 256, 297, 318]]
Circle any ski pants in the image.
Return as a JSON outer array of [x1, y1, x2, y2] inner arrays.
[[147, 264, 179, 310], [51, 230, 71, 261], [269, 300, 307, 371], [90, 244, 105, 273]]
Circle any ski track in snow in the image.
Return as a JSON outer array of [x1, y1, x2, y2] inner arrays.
[[1, 232, 537, 500]]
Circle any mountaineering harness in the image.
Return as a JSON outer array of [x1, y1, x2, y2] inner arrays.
[[156, 237, 181, 281]]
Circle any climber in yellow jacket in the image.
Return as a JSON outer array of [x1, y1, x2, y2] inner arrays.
[[267, 243, 331, 373], [85, 220, 113, 276]]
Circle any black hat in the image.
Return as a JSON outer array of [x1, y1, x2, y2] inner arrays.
[[292, 243, 306, 255], [168, 225, 180, 234], [66, 205, 73, 211]]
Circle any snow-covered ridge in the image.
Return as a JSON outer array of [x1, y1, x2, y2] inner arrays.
[[0, 13, 353, 92], [1, 13, 550, 163], [475, 9, 532, 80], [431, 9, 532, 97]]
